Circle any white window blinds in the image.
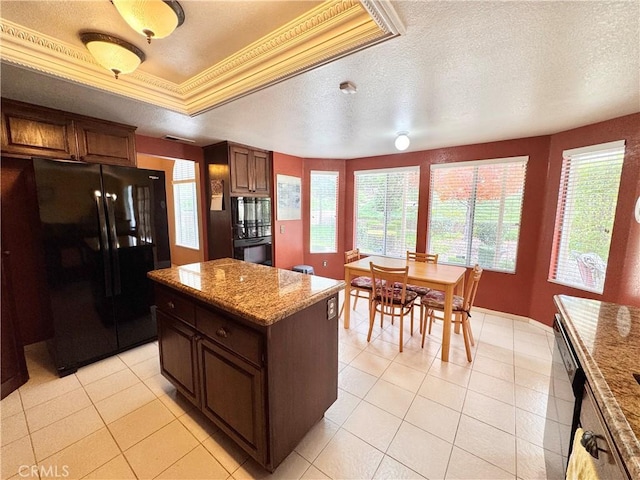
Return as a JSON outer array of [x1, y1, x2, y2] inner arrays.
[[428, 157, 527, 272], [549, 140, 625, 293], [354, 166, 419, 257], [172, 159, 199, 249], [310, 171, 338, 253]]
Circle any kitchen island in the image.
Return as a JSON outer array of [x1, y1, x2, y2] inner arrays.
[[148, 259, 344, 472], [554, 295, 640, 480]]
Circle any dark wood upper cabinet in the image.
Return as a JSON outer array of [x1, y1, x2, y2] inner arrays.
[[1, 99, 137, 166], [228, 143, 271, 197], [251, 148, 270, 196], [1, 100, 77, 160], [229, 145, 252, 194], [75, 118, 137, 166]]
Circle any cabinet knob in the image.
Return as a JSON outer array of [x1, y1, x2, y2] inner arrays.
[[167, 301, 175, 309], [216, 327, 228, 338], [580, 430, 599, 459]]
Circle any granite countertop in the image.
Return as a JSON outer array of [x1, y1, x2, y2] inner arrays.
[[148, 258, 345, 326], [554, 294, 640, 479]]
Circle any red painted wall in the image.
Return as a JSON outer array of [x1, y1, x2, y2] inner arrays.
[[135, 135, 204, 163], [303, 159, 347, 279], [530, 113, 640, 324], [272, 152, 304, 269]]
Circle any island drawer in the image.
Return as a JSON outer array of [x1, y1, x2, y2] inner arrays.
[[155, 287, 196, 325], [196, 307, 262, 365]]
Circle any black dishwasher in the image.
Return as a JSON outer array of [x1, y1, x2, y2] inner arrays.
[[552, 313, 586, 455]]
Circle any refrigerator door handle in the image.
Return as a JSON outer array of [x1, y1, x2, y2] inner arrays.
[[105, 194, 122, 296], [95, 192, 113, 298]]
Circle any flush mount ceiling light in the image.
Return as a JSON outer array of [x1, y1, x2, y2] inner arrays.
[[395, 133, 410, 151], [339, 81, 357, 94], [81, 32, 146, 79], [112, 0, 185, 44]]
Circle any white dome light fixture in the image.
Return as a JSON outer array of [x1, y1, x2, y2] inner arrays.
[[81, 32, 146, 79], [112, 0, 185, 44], [394, 133, 410, 151]]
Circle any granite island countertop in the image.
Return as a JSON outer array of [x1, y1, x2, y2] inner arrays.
[[148, 258, 345, 326], [554, 295, 640, 479]]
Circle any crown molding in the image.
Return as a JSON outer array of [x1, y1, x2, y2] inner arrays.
[[361, 0, 406, 35], [0, 0, 403, 116]]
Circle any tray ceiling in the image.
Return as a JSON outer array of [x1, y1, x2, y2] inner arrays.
[[1, 0, 403, 115]]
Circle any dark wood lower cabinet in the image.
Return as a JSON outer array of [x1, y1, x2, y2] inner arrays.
[[199, 338, 266, 464], [1, 252, 29, 399], [0, 157, 53, 346], [153, 283, 338, 472], [157, 310, 199, 405]]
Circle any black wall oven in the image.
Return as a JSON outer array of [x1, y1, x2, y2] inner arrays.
[[234, 237, 272, 266], [231, 197, 272, 265]]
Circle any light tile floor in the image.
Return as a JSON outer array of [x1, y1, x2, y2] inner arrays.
[[1, 296, 572, 479]]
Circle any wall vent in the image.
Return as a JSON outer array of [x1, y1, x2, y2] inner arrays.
[[164, 134, 196, 144]]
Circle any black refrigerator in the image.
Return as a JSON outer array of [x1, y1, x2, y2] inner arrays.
[[33, 158, 171, 376]]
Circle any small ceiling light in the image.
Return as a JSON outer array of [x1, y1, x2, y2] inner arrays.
[[81, 32, 145, 79], [340, 81, 357, 94], [395, 133, 410, 151], [112, 0, 185, 44]]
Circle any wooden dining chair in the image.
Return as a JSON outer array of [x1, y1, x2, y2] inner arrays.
[[339, 248, 374, 317], [367, 262, 418, 352], [405, 251, 439, 333], [405, 251, 438, 294], [406, 251, 439, 264], [419, 264, 483, 362]]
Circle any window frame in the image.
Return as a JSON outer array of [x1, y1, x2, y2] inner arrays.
[[548, 140, 625, 294], [309, 170, 339, 254], [172, 159, 200, 250], [354, 166, 420, 258], [427, 156, 528, 273]]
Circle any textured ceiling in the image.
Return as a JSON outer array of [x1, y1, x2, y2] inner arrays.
[[1, 1, 639, 159]]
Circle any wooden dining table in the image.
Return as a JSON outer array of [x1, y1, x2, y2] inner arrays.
[[343, 255, 467, 362]]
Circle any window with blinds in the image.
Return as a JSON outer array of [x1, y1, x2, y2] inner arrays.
[[310, 171, 339, 253], [173, 159, 199, 249], [549, 140, 625, 293], [427, 157, 527, 272], [354, 166, 419, 257]]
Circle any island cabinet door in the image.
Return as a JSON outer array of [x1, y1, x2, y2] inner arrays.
[[198, 337, 267, 465], [157, 310, 200, 407]]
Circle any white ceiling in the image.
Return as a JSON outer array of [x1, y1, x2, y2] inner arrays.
[[1, 1, 639, 159]]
